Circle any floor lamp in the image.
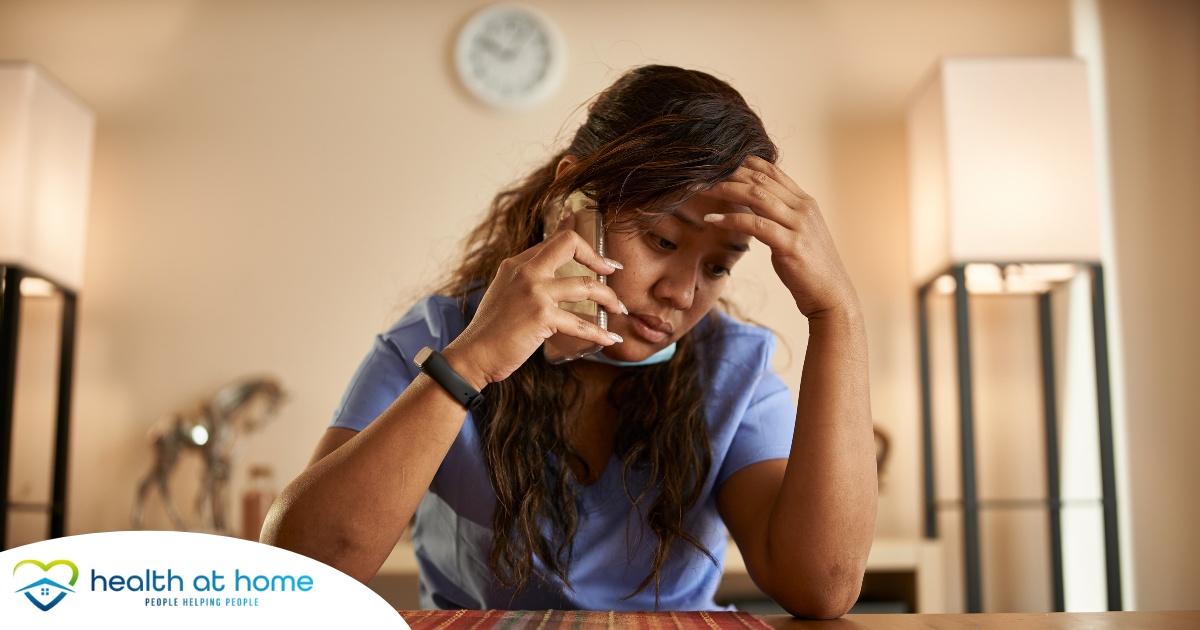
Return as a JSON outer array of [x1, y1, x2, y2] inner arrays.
[[908, 58, 1121, 612], [0, 61, 95, 549]]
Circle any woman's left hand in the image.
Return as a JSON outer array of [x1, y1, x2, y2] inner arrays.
[[700, 155, 858, 319]]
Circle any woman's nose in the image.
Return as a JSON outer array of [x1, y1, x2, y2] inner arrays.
[[653, 266, 697, 311]]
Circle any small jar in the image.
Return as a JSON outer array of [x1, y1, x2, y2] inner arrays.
[[241, 464, 276, 541]]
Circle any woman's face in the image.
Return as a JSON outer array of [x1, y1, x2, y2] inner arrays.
[[600, 194, 751, 362]]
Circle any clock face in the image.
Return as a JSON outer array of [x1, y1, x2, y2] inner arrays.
[[455, 4, 566, 110]]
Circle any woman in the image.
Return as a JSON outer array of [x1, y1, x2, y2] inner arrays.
[[262, 65, 876, 618]]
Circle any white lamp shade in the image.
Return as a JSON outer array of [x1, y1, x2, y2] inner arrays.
[[908, 58, 1102, 285], [0, 61, 95, 291]]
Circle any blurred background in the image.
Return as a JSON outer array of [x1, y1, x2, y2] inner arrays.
[[1, 0, 1195, 614]]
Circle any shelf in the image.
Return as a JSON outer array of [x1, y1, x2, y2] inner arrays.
[[933, 499, 1104, 511], [373, 537, 946, 613]]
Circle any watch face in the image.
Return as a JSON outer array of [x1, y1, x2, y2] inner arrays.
[[455, 4, 565, 110]]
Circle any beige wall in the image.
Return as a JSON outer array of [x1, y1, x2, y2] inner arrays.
[[1102, 0, 1200, 612], [0, 0, 1194, 612]]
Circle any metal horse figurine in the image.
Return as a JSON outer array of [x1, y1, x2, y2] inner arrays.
[[131, 376, 286, 533]]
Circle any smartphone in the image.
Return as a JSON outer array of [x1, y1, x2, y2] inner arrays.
[[542, 191, 608, 364]]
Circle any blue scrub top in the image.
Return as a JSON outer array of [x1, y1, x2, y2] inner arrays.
[[330, 294, 796, 610]]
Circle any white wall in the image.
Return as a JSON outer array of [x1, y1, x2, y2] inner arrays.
[[4, 0, 1193, 612]]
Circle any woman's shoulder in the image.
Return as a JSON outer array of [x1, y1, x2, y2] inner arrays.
[[696, 310, 777, 362], [690, 311, 781, 393], [709, 310, 775, 339], [381, 292, 482, 346]]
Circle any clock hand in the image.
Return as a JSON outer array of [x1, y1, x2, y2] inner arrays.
[[500, 26, 536, 62], [478, 36, 506, 58]]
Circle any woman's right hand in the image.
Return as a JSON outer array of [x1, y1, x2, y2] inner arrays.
[[441, 226, 625, 389]]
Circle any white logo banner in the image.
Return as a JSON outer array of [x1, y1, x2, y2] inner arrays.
[[1, 531, 407, 628]]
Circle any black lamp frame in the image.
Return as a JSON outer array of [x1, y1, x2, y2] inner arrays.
[[917, 261, 1122, 613], [0, 263, 77, 549]]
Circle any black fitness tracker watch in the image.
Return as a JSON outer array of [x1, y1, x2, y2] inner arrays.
[[414, 347, 485, 412]]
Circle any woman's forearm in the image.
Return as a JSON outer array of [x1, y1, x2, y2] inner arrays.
[[767, 304, 877, 616], [260, 369, 472, 583]]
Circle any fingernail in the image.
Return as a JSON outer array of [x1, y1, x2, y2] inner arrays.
[[619, 301, 629, 315], [604, 257, 624, 269], [609, 332, 624, 343], [703, 214, 724, 222]]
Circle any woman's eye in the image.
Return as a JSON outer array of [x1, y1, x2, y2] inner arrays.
[[650, 235, 676, 251], [709, 264, 730, 278]]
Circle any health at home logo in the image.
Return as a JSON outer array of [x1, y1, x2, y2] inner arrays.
[[11, 558, 316, 612], [12, 559, 79, 612], [0, 531, 403, 625]]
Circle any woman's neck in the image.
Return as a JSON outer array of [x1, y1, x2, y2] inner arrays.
[[569, 356, 623, 388], [566, 359, 624, 484]]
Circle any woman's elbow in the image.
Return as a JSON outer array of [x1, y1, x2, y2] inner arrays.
[[257, 493, 296, 547], [260, 491, 351, 563], [259, 492, 317, 555], [777, 585, 861, 620], [764, 561, 865, 619]]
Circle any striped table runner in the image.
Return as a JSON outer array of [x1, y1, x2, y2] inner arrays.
[[398, 610, 772, 629]]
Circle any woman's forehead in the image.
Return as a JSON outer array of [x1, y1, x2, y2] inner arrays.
[[605, 193, 747, 226], [609, 203, 751, 252]]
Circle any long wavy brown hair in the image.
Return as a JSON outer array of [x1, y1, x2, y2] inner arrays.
[[437, 65, 778, 603]]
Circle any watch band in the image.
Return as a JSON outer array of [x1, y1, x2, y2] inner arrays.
[[414, 347, 484, 412]]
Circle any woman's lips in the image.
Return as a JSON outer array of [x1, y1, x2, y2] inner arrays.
[[627, 313, 673, 344]]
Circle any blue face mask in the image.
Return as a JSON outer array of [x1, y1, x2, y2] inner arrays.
[[580, 343, 677, 368]]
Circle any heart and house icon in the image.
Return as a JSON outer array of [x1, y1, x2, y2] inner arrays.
[[13, 559, 79, 611]]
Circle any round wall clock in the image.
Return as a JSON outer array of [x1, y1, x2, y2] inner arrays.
[[454, 4, 566, 110]]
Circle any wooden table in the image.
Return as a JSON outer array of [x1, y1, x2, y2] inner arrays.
[[759, 611, 1199, 629]]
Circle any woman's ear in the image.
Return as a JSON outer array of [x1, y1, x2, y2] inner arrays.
[[554, 155, 577, 180]]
